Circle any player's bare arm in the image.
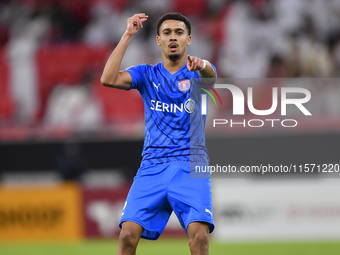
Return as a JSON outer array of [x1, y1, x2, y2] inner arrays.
[[100, 13, 148, 90], [187, 54, 216, 84]]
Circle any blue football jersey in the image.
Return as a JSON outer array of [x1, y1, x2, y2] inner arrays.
[[126, 62, 216, 166]]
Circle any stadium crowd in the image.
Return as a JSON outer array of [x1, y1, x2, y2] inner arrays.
[[0, 0, 340, 138]]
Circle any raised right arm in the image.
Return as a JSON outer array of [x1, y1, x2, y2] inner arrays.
[[100, 13, 148, 90]]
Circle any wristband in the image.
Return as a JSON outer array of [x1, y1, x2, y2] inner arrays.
[[199, 60, 207, 71]]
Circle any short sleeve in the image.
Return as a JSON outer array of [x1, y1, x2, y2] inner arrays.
[[125, 64, 147, 91]]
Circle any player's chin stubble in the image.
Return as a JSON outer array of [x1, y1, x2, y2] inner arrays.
[[168, 54, 180, 61]]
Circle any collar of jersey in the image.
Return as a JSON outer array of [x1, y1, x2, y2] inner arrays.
[[160, 62, 189, 78]]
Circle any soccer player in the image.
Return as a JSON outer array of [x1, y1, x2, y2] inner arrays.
[[100, 12, 217, 255]]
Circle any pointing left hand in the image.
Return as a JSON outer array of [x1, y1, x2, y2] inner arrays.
[[187, 54, 204, 72]]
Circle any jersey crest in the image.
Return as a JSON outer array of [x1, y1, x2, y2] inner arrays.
[[178, 79, 190, 92]]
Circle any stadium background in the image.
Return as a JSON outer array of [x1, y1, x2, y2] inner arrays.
[[1, 0, 340, 254]]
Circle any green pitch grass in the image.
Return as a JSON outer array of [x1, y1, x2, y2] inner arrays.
[[1, 238, 340, 255]]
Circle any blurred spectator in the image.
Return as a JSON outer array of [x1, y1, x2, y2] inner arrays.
[[83, 1, 125, 47], [43, 71, 104, 131], [285, 32, 302, 77], [297, 15, 334, 77], [7, 3, 50, 123]]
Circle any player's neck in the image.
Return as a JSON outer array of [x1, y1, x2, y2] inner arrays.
[[162, 55, 187, 74]]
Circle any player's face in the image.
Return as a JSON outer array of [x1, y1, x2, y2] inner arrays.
[[157, 20, 191, 61]]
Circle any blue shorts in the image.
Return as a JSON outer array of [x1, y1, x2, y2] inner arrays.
[[119, 161, 214, 240]]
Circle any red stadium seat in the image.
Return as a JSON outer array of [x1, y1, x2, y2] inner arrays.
[[0, 95, 13, 121], [93, 78, 144, 124], [173, 0, 207, 15], [0, 48, 14, 120]]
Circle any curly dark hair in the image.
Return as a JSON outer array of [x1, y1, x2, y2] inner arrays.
[[157, 12, 191, 36]]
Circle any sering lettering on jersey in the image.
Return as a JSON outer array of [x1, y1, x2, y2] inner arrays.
[[150, 100, 183, 113]]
